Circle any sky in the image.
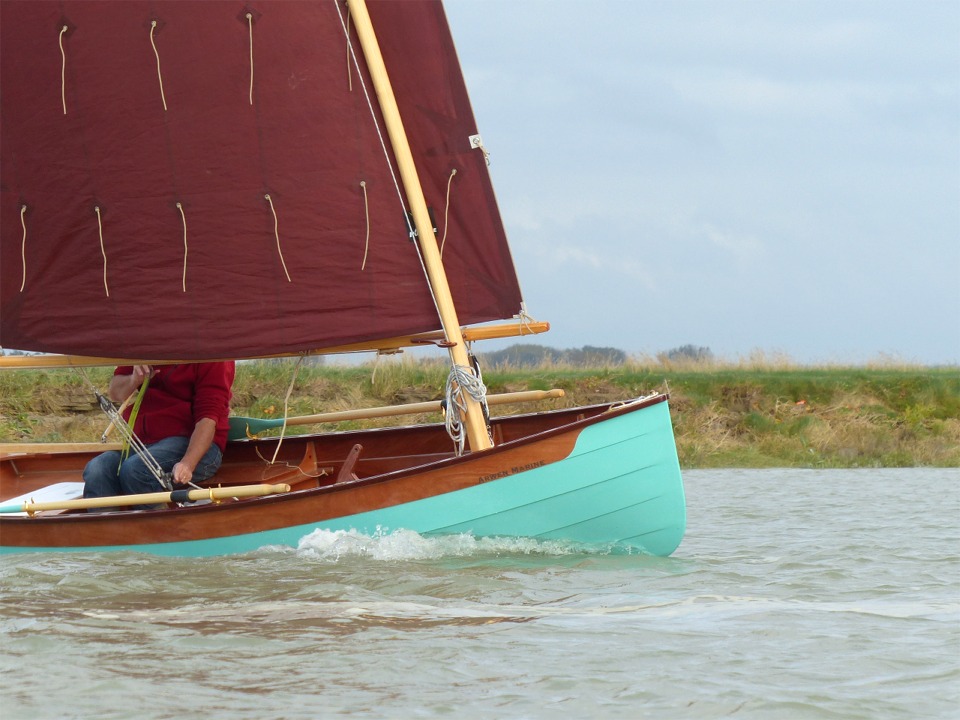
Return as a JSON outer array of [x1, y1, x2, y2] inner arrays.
[[442, 0, 960, 365]]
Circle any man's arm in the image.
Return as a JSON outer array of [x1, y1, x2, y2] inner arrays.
[[171, 418, 217, 486], [108, 365, 154, 402]]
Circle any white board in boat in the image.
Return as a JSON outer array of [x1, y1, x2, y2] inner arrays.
[[3, 482, 84, 515]]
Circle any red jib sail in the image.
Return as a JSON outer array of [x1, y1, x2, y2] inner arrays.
[[0, 0, 522, 359]]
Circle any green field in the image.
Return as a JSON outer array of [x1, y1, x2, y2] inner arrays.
[[2, 360, 957, 468]]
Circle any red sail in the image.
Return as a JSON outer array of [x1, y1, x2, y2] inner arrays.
[[0, 1, 522, 359]]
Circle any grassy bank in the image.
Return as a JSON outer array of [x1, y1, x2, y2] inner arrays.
[[1, 360, 957, 468]]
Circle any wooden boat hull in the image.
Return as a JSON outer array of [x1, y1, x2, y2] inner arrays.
[[0, 396, 685, 556]]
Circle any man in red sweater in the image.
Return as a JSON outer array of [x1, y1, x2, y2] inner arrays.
[[82, 362, 235, 509]]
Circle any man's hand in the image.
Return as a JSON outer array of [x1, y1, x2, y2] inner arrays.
[[171, 461, 195, 486]]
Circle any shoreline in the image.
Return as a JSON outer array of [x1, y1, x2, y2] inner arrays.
[[2, 362, 957, 468]]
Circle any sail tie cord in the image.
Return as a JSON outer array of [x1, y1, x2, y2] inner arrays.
[[19, 205, 27, 292], [149, 20, 168, 112], [440, 169, 457, 258], [444, 364, 489, 456], [360, 181, 370, 270], [264, 194, 292, 282], [94, 206, 109, 297], [177, 202, 188, 291], [59, 25, 68, 114], [246, 13, 255, 105], [514, 304, 537, 334]]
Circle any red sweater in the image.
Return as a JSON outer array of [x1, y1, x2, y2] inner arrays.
[[117, 363, 235, 451]]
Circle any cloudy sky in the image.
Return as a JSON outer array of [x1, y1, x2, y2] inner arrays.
[[443, 0, 959, 365]]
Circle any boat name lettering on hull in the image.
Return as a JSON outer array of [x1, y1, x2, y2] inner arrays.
[[479, 460, 545, 484]]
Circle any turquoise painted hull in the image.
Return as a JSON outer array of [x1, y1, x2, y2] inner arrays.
[[1, 400, 685, 557]]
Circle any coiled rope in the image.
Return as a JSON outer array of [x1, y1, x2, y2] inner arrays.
[[444, 364, 489, 456]]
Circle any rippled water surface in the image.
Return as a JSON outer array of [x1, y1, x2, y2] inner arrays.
[[2, 468, 958, 719]]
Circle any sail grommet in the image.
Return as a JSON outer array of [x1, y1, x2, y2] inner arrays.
[[469, 134, 490, 165]]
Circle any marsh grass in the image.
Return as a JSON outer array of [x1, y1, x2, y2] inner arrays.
[[1, 357, 957, 467]]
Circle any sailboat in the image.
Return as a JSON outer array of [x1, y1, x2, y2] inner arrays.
[[0, 1, 685, 556]]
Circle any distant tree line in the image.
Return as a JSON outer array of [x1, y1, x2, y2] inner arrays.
[[658, 344, 714, 363], [479, 344, 627, 368], [477, 343, 714, 368]]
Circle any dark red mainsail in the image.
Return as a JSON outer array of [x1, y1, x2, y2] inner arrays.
[[0, 0, 522, 359]]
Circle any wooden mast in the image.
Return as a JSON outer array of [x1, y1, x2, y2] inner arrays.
[[346, 0, 492, 452]]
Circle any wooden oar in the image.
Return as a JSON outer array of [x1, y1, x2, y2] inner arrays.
[[0, 483, 291, 515], [229, 388, 565, 440]]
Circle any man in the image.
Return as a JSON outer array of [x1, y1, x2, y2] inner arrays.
[[83, 362, 235, 509]]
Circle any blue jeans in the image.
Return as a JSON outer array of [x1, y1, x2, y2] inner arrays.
[[83, 436, 223, 510]]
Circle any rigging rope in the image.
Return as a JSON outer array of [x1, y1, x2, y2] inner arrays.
[[264, 194, 292, 282], [94, 206, 109, 297], [334, 1, 489, 453], [177, 202, 188, 291], [19, 205, 27, 292], [149, 20, 168, 112], [73, 367, 171, 491], [59, 25, 68, 114], [268, 356, 304, 466]]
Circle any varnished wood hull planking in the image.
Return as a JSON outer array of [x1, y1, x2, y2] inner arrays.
[[0, 397, 685, 556]]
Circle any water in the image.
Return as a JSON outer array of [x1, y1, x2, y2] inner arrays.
[[1, 468, 957, 719]]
